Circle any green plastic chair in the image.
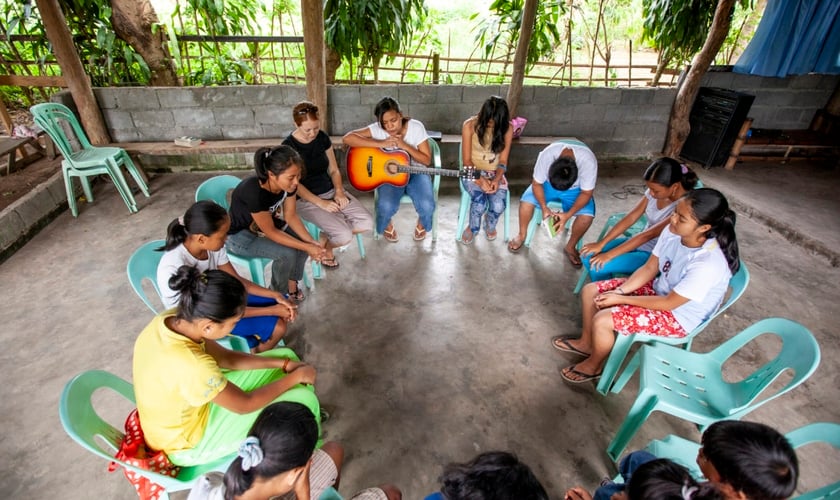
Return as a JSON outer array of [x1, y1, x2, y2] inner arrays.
[[59, 370, 237, 500], [319, 487, 345, 499], [597, 260, 750, 395], [126, 239, 251, 353], [523, 200, 576, 248], [373, 138, 442, 242], [30, 102, 150, 217], [572, 212, 648, 294], [606, 317, 821, 462], [195, 175, 312, 289], [454, 140, 511, 243]]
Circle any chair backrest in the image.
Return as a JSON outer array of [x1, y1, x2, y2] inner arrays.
[[428, 138, 442, 194], [127, 240, 167, 314], [195, 175, 242, 211], [30, 102, 92, 160], [690, 260, 750, 337], [710, 317, 820, 417], [786, 422, 840, 500]]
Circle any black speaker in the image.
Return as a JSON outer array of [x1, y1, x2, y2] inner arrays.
[[680, 87, 755, 168]]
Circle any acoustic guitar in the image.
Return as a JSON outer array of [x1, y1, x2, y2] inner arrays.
[[346, 147, 479, 192]]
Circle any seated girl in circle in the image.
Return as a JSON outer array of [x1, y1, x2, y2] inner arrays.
[[188, 401, 402, 500], [342, 96, 433, 242], [283, 101, 373, 269], [580, 157, 699, 282], [459, 96, 513, 244], [157, 200, 297, 352], [133, 266, 320, 467], [225, 145, 328, 301], [554, 188, 740, 384]]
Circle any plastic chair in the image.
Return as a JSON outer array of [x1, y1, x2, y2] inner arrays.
[[302, 220, 366, 268], [126, 239, 251, 353], [597, 260, 750, 395], [606, 317, 821, 461], [195, 175, 312, 289], [522, 200, 582, 250], [455, 140, 511, 243], [319, 487, 345, 500], [59, 370, 236, 500], [573, 212, 648, 294], [31, 102, 150, 217], [374, 138, 442, 242]]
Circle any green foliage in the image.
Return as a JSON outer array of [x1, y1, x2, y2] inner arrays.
[[324, 0, 427, 76]]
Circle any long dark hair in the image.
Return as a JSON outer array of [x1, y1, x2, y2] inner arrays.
[[701, 421, 798, 500], [254, 145, 304, 183], [374, 96, 408, 129], [627, 459, 722, 500], [223, 402, 319, 500], [475, 96, 510, 154], [644, 157, 699, 191], [439, 451, 549, 500], [160, 200, 228, 252], [168, 266, 246, 323], [684, 188, 740, 274]]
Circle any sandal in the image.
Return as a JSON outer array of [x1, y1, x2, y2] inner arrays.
[[565, 247, 583, 268], [507, 238, 524, 253], [413, 223, 427, 241], [485, 229, 498, 241], [321, 256, 339, 269], [551, 336, 590, 357], [383, 224, 399, 243], [287, 283, 305, 302], [560, 364, 602, 384], [460, 228, 475, 245]]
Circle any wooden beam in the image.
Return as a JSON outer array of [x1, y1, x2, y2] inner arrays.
[[0, 75, 68, 87], [34, 0, 111, 144], [300, 0, 328, 134]]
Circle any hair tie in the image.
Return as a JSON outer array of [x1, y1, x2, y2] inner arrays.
[[681, 484, 698, 500], [178, 215, 185, 226], [680, 163, 688, 174], [238, 436, 264, 471]]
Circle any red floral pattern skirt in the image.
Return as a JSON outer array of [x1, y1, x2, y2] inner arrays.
[[596, 278, 687, 338]]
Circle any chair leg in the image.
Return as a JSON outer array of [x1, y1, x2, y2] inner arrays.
[[456, 191, 469, 242], [106, 161, 139, 213], [607, 391, 658, 462], [120, 152, 150, 197], [355, 233, 366, 259], [573, 266, 590, 295], [596, 334, 636, 395], [504, 190, 511, 242], [63, 170, 79, 217], [524, 206, 542, 247]]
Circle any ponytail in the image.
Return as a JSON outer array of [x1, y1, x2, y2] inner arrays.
[[254, 145, 304, 183], [627, 459, 723, 500], [684, 188, 740, 274], [160, 200, 228, 251], [168, 266, 246, 322], [644, 157, 700, 191]]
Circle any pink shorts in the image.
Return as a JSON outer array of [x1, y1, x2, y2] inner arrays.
[[596, 278, 687, 338]]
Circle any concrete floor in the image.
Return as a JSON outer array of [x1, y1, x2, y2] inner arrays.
[[1, 159, 839, 499]]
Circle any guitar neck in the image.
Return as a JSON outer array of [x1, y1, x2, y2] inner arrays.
[[396, 165, 463, 177]]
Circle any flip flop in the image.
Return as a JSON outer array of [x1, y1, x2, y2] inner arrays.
[[413, 224, 427, 241], [507, 238, 524, 253], [321, 256, 339, 269], [485, 229, 498, 241], [561, 364, 602, 384], [565, 247, 583, 268], [551, 336, 590, 357], [460, 228, 475, 245], [383, 225, 399, 243]]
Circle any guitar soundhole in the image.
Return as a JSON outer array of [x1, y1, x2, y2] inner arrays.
[[384, 161, 400, 175]]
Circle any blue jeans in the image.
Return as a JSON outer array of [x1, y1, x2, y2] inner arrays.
[[226, 227, 308, 294], [581, 238, 651, 281], [231, 295, 281, 349], [462, 178, 507, 234], [375, 174, 435, 234], [594, 451, 658, 500]]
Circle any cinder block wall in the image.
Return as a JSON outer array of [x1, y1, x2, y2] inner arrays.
[[85, 72, 836, 162]]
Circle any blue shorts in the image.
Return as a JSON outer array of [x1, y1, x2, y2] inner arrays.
[[231, 294, 281, 348], [520, 183, 596, 217]]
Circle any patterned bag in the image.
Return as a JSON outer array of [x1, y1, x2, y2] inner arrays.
[[510, 116, 528, 138], [108, 409, 181, 500]]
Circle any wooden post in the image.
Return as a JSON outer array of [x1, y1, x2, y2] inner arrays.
[[432, 53, 440, 84], [300, 0, 328, 134], [725, 117, 752, 170], [506, 0, 538, 117], [35, 0, 111, 144]]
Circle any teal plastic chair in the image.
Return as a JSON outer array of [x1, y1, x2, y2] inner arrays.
[[573, 212, 648, 294], [126, 239, 251, 352], [374, 138, 442, 242], [606, 317, 821, 461], [195, 175, 312, 289], [455, 140, 511, 243], [31, 102, 150, 217], [302, 219, 366, 271], [59, 370, 237, 500], [319, 487, 345, 500], [597, 260, 750, 395]]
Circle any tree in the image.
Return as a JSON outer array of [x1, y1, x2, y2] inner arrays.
[[323, 0, 427, 83], [111, 0, 179, 86]]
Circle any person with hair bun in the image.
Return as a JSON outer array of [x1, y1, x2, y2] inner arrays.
[[188, 402, 401, 500], [225, 145, 328, 301], [283, 101, 373, 268], [580, 157, 699, 281], [424, 451, 549, 500], [157, 200, 296, 352], [133, 267, 320, 467], [555, 188, 740, 384]]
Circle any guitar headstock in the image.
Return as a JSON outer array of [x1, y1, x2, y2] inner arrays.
[[461, 166, 480, 180]]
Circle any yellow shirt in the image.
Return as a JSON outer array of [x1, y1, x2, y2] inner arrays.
[[470, 125, 500, 172], [132, 311, 228, 454]]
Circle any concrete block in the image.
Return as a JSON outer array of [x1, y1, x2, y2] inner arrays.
[[407, 104, 471, 134], [213, 107, 255, 127], [254, 105, 288, 126], [703, 72, 735, 89], [132, 110, 175, 129], [157, 89, 200, 108], [462, 86, 503, 104], [588, 88, 621, 105], [331, 105, 373, 133], [399, 84, 437, 104], [103, 110, 135, 130], [435, 85, 463, 104], [115, 88, 161, 110], [566, 103, 606, 122], [260, 126, 291, 138], [760, 76, 791, 89], [173, 107, 215, 127], [135, 128, 174, 142], [620, 88, 654, 105], [0, 211, 25, 251], [515, 86, 535, 103], [728, 73, 762, 91], [652, 89, 677, 105], [173, 127, 225, 140], [282, 86, 307, 105], [532, 87, 559, 103], [557, 88, 591, 105], [94, 88, 119, 109], [221, 127, 262, 140], [603, 106, 623, 124], [330, 86, 362, 105], [612, 123, 652, 140], [240, 85, 284, 105], [45, 176, 68, 205], [14, 187, 55, 229], [193, 87, 244, 107], [110, 129, 143, 142]]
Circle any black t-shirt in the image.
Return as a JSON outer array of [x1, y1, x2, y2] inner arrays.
[[228, 176, 292, 234], [282, 130, 333, 196]]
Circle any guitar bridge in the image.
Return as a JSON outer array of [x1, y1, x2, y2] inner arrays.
[[366, 156, 373, 178]]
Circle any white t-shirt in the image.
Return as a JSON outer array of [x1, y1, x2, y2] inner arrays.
[[652, 226, 732, 332], [157, 244, 230, 308], [532, 141, 597, 191], [367, 118, 430, 167], [639, 189, 678, 252]]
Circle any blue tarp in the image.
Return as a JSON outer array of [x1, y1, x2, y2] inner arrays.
[[733, 0, 840, 77]]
